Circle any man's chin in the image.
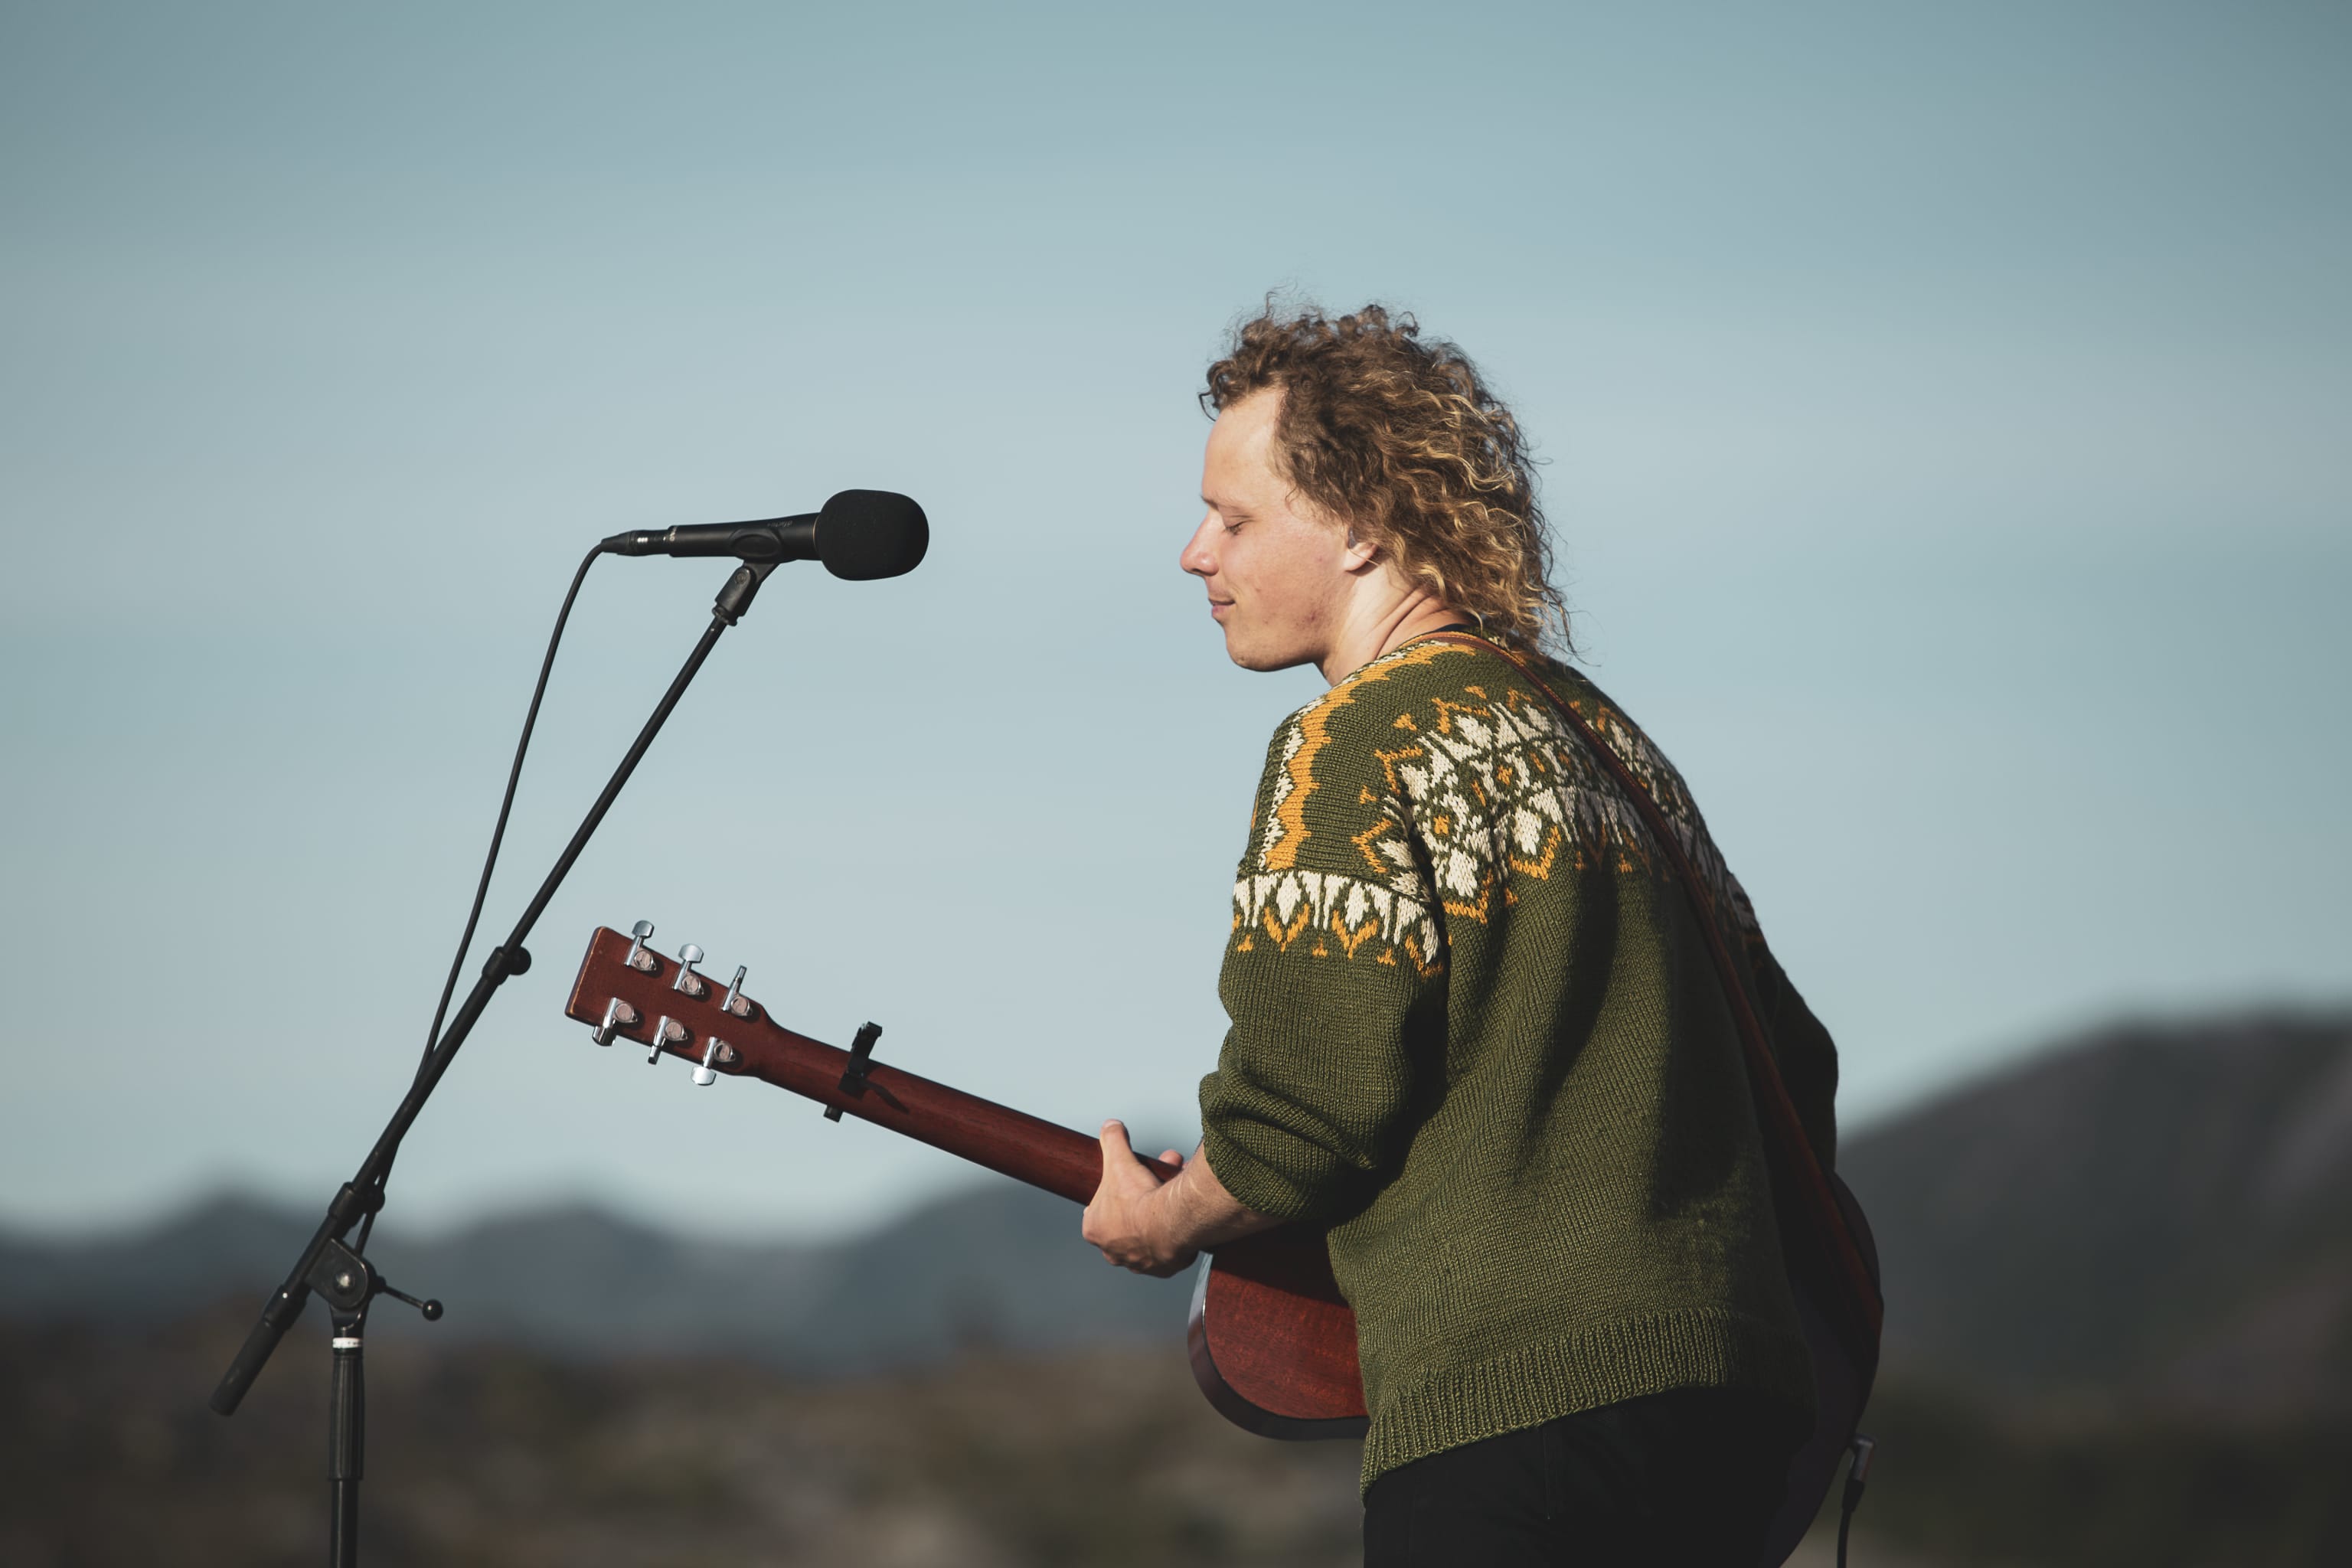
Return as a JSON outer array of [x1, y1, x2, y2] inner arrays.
[[1222, 633, 1315, 675]]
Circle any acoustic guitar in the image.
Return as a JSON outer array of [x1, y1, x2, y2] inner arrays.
[[561, 920, 1368, 1440], [562, 920, 1877, 1564]]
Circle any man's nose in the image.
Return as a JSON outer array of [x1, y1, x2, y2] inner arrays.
[[1180, 515, 1217, 577]]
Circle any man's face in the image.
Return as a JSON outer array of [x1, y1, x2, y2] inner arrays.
[[1182, 389, 1357, 672]]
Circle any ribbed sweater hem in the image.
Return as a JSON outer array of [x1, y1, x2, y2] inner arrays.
[[1358, 1305, 1814, 1492]]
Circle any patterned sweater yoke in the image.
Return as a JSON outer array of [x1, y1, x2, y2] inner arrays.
[[1199, 635, 1841, 1489]]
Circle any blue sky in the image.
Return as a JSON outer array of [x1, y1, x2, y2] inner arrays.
[[2, 2, 2346, 1238]]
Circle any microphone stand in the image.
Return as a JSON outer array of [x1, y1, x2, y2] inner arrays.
[[209, 556, 781, 1568]]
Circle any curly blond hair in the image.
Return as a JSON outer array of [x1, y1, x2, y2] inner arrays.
[[1202, 301, 1568, 654]]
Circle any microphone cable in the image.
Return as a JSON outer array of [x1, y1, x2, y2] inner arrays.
[[354, 541, 609, 1253]]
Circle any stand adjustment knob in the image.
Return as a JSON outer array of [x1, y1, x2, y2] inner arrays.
[[380, 1282, 444, 1322]]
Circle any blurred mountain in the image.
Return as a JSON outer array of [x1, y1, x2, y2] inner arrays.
[[8, 1004, 2349, 1410], [0, 1184, 1184, 1371], [1841, 1008, 2352, 1418]]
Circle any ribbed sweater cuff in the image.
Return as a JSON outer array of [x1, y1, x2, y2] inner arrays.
[[1199, 1121, 1339, 1225], [1359, 1306, 1815, 1492]]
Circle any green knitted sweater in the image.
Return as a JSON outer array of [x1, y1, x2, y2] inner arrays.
[[1197, 634, 1841, 1490]]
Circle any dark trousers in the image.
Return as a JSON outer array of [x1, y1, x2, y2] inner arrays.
[[1361, 1388, 1798, 1567]]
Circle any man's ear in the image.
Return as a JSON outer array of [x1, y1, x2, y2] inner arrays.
[[1342, 528, 1380, 573]]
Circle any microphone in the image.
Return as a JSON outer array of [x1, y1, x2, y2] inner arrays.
[[604, 489, 929, 580]]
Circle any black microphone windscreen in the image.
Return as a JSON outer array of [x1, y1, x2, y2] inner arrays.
[[816, 490, 929, 580]]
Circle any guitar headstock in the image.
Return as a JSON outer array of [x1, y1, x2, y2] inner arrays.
[[564, 920, 767, 1086]]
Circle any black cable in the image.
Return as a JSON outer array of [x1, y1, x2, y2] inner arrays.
[[1836, 1435, 1875, 1568], [352, 542, 606, 1253]]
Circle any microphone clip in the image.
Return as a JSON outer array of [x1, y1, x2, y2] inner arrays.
[[714, 559, 781, 626]]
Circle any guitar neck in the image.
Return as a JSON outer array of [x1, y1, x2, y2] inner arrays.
[[564, 926, 1170, 1204]]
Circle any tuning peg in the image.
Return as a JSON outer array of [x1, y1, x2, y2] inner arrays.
[[718, 965, 753, 1020], [591, 997, 641, 1046], [648, 1015, 688, 1065], [673, 943, 710, 999], [691, 1036, 740, 1085], [626, 920, 658, 973]]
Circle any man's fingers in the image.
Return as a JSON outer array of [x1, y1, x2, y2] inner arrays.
[[1100, 1121, 1187, 1186], [1099, 1119, 1168, 1187], [1087, 1116, 1189, 1273], [1095, 1121, 1135, 1192]]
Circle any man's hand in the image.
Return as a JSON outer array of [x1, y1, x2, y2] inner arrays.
[[1082, 1119, 1283, 1276], [1081, 1120, 1197, 1277]]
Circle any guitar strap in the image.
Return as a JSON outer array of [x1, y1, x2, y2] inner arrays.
[[1421, 632, 1884, 1348]]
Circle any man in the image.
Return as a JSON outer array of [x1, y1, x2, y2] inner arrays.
[[1083, 303, 1842, 1565]]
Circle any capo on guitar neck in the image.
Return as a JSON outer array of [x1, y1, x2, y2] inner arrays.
[[824, 1022, 884, 1122]]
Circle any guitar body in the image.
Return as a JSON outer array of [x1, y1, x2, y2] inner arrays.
[[1188, 1230, 1368, 1439]]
